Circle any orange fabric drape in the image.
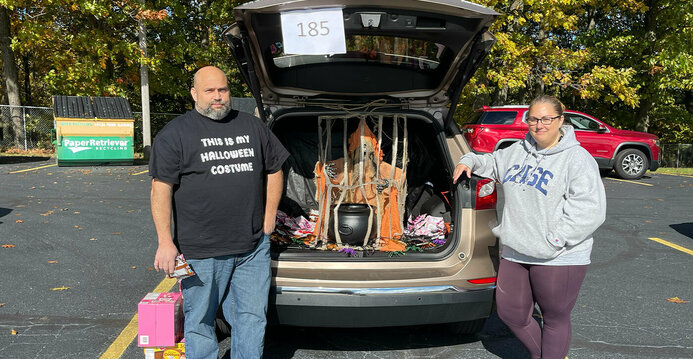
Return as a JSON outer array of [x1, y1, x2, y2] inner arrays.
[[313, 121, 404, 250]]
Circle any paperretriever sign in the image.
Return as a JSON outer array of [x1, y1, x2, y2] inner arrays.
[[281, 8, 346, 55]]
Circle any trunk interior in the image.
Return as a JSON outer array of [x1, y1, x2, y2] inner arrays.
[[270, 110, 458, 259]]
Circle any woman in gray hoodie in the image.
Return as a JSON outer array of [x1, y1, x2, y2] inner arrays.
[[453, 95, 606, 359]]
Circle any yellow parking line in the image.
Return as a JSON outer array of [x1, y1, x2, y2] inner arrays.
[[9, 163, 57, 174], [649, 237, 693, 256], [132, 169, 149, 176], [98, 277, 177, 359], [605, 178, 653, 186], [657, 173, 693, 178]]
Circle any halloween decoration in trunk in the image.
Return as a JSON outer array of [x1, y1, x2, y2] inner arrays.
[[272, 113, 455, 254], [312, 114, 408, 251]]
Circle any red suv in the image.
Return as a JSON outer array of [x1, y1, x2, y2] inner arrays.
[[462, 105, 661, 179]]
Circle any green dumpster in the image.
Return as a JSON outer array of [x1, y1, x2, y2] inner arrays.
[[52, 96, 135, 166]]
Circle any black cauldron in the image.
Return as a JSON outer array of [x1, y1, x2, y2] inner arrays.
[[328, 203, 376, 245]]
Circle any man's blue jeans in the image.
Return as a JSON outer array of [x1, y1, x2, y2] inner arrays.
[[181, 233, 271, 359]]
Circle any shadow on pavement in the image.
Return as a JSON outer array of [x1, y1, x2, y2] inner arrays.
[[478, 311, 532, 359], [217, 310, 532, 359], [0, 207, 11, 224], [0, 155, 51, 164], [259, 323, 479, 359], [670, 223, 693, 240], [0, 207, 11, 217]]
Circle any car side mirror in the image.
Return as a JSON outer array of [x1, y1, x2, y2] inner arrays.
[[597, 125, 607, 133]]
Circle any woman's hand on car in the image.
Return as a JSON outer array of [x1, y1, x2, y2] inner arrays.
[[452, 163, 472, 184]]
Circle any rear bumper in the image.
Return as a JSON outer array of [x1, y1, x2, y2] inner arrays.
[[268, 285, 495, 327]]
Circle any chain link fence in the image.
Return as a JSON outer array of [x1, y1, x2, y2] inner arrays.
[[1, 105, 54, 150], [132, 112, 180, 151], [3, 104, 693, 167], [661, 144, 693, 168], [1, 105, 179, 152]]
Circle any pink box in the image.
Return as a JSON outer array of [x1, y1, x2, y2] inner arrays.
[[137, 292, 184, 347]]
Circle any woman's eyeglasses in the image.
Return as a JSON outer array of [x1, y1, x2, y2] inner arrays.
[[526, 115, 561, 125]]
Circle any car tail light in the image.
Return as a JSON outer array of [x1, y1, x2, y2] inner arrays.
[[468, 277, 497, 284], [463, 125, 483, 139], [475, 178, 496, 210]]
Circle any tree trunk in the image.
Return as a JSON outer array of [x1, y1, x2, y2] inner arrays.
[[635, 99, 652, 132], [23, 54, 30, 105], [533, 28, 547, 99], [634, 0, 658, 133], [473, 73, 491, 109], [685, 91, 693, 115], [199, 0, 209, 50], [493, 85, 508, 106], [534, 70, 545, 98], [0, 6, 24, 148], [0, 77, 6, 104]]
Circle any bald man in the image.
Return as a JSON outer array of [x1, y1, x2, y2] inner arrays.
[[149, 66, 289, 358]]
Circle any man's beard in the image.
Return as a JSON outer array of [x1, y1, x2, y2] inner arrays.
[[197, 101, 231, 120]]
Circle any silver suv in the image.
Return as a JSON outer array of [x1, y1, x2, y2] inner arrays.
[[223, 0, 499, 332]]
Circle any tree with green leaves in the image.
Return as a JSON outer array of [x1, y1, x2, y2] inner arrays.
[[2, 0, 691, 145], [0, 0, 250, 147], [1, 1, 142, 102], [579, 0, 693, 140], [457, 0, 692, 143], [145, 0, 249, 114]]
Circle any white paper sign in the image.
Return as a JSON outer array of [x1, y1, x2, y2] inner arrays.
[[281, 8, 346, 55]]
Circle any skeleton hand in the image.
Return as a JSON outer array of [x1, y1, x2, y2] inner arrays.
[[325, 163, 337, 180], [376, 179, 390, 193]]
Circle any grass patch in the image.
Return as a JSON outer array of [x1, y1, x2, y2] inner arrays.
[[652, 167, 693, 175], [1, 148, 55, 157]]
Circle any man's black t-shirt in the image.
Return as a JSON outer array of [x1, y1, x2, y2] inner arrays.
[[149, 109, 289, 259]]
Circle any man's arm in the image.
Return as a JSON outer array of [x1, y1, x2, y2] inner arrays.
[[151, 178, 178, 275], [264, 170, 283, 234]]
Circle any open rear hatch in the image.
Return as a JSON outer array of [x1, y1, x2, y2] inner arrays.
[[223, 0, 498, 258], [224, 0, 497, 125]]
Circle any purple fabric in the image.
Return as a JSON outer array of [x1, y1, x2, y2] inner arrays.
[[495, 259, 587, 359], [405, 214, 445, 239], [275, 210, 315, 238]]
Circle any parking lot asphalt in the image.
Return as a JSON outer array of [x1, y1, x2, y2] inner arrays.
[[0, 158, 161, 358], [0, 158, 692, 359]]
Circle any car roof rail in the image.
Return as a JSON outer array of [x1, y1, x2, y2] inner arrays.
[[484, 105, 529, 109]]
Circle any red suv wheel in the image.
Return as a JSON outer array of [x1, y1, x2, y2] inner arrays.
[[614, 148, 648, 180]]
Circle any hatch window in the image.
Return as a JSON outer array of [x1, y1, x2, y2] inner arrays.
[[270, 35, 447, 71]]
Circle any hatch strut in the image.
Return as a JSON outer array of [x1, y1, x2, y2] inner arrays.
[[229, 26, 266, 121]]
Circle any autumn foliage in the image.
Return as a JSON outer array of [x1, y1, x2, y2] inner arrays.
[[0, 0, 691, 142]]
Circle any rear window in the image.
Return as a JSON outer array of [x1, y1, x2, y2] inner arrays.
[[246, 11, 485, 94], [272, 35, 446, 71], [475, 111, 517, 125]]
